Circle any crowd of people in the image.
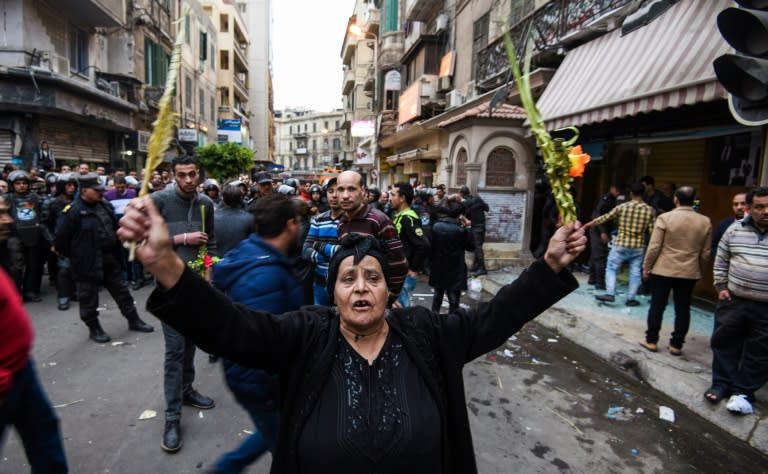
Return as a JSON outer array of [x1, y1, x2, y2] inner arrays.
[[1, 153, 766, 471]]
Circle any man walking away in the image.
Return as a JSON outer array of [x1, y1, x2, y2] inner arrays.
[[639, 186, 711, 355], [390, 183, 429, 307], [708, 187, 768, 415], [588, 184, 620, 290], [587, 183, 655, 307], [214, 184, 254, 257], [460, 186, 489, 276], [54, 174, 154, 342], [211, 194, 303, 473], [151, 156, 217, 452], [303, 177, 342, 305], [429, 200, 474, 314]]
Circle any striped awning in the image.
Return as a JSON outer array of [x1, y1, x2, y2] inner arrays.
[[536, 0, 731, 131]]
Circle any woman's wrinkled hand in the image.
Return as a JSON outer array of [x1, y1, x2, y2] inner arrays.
[[544, 221, 587, 273]]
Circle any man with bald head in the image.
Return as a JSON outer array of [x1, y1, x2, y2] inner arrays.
[[335, 170, 408, 302], [639, 186, 712, 355]]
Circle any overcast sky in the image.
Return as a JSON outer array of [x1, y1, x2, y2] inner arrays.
[[272, 0, 354, 112]]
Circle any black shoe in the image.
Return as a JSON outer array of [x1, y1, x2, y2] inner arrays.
[[595, 294, 615, 303], [161, 420, 182, 453], [131, 280, 145, 291], [474, 269, 488, 276], [128, 318, 154, 333], [23, 293, 42, 302], [89, 326, 111, 343], [208, 354, 220, 363], [183, 390, 215, 409], [58, 301, 70, 311], [625, 299, 640, 307]]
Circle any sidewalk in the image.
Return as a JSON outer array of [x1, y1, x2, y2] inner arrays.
[[480, 267, 768, 456]]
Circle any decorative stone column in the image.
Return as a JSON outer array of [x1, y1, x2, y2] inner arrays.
[[519, 159, 538, 259], [465, 162, 482, 193]]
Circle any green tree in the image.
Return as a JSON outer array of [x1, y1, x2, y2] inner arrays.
[[195, 142, 253, 182]]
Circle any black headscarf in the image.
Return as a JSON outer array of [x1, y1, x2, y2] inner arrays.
[[326, 234, 390, 304]]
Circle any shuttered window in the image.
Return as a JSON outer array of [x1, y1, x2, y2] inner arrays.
[[645, 140, 706, 192], [145, 38, 169, 87]]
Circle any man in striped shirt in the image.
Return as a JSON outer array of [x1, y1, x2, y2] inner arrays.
[[303, 177, 343, 305], [587, 183, 655, 306], [708, 186, 768, 415], [336, 171, 407, 303]]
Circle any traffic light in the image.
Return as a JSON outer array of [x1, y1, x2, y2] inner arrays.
[[714, 1, 768, 126]]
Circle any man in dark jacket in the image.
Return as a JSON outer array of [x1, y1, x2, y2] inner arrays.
[[391, 182, 429, 307], [711, 191, 747, 257], [211, 194, 303, 472], [45, 173, 78, 310], [7, 170, 50, 302], [429, 200, 474, 313], [213, 184, 253, 257], [588, 184, 620, 290], [460, 186, 489, 275], [54, 173, 154, 342]]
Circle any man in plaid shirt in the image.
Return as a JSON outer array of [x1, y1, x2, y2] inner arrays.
[[587, 183, 655, 306]]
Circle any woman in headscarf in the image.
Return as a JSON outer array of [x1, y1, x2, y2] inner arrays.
[[118, 196, 586, 474]]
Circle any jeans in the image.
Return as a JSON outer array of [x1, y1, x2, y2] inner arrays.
[[471, 226, 486, 271], [162, 322, 197, 421], [313, 283, 331, 306], [397, 274, 417, 308], [605, 246, 644, 300], [0, 360, 68, 473], [710, 296, 768, 401], [76, 255, 139, 328], [213, 394, 279, 473], [432, 288, 460, 314], [645, 274, 696, 347]]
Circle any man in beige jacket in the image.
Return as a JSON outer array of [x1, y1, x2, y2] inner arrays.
[[639, 186, 712, 355]]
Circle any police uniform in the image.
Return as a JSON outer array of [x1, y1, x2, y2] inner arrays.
[[54, 173, 153, 342]]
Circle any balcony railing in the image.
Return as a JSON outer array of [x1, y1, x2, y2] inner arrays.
[[475, 0, 633, 87]]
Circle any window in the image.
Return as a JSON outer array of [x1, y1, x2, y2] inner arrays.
[[324, 121, 328, 130], [455, 148, 468, 186], [220, 50, 229, 70], [69, 25, 89, 75], [185, 75, 192, 111], [220, 14, 229, 32], [304, 124, 307, 132], [211, 43, 215, 71], [382, 0, 398, 34], [199, 32, 207, 61], [333, 138, 341, 150], [289, 126, 292, 134], [313, 123, 317, 132], [335, 120, 340, 131], [472, 13, 489, 80], [210, 97, 215, 122], [289, 142, 292, 151], [185, 15, 191, 45], [145, 38, 169, 87], [312, 139, 317, 150], [199, 89, 205, 118], [509, 0, 534, 26], [485, 147, 516, 187]]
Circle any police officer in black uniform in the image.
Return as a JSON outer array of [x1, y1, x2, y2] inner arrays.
[[55, 173, 154, 343]]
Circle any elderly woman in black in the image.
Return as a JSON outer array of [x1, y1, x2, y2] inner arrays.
[[118, 197, 586, 473]]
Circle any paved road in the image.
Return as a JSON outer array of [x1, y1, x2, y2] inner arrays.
[[2, 278, 765, 472]]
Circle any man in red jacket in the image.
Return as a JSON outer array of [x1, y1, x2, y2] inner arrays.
[[0, 202, 68, 471]]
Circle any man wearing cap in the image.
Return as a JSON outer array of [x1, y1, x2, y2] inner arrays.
[[254, 173, 274, 199], [54, 173, 154, 342]]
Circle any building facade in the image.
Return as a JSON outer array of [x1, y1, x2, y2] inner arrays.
[[273, 108, 345, 178]]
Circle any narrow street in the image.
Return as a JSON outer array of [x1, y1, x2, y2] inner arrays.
[[2, 278, 765, 473]]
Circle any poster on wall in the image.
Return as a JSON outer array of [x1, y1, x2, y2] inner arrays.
[[480, 191, 525, 244], [709, 131, 761, 186]]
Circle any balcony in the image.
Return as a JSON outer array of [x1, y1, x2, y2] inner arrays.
[[475, 0, 634, 88], [405, 0, 443, 22], [379, 31, 404, 70], [233, 73, 249, 102], [342, 68, 355, 95], [59, 0, 124, 26], [361, 3, 380, 37]]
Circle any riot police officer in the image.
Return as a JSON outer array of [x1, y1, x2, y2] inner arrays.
[[55, 173, 154, 342]]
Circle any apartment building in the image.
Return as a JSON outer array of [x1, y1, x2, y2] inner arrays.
[[274, 108, 345, 177]]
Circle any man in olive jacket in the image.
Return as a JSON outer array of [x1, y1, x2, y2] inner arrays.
[[639, 186, 711, 355]]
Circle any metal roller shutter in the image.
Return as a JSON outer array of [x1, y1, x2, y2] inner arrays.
[[38, 117, 109, 165], [0, 131, 13, 167], [645, 140, 706, 191]]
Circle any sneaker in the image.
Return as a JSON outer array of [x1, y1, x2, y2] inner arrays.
[[595, 294, 615, 303], [625, 299, 640, 307], [726, 394, 754, 415]]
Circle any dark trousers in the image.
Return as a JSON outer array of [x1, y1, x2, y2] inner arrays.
[[56, 257, 74, 303], [21, 243, 45, 297], [162, 322, 196, 421], [213, 391, 279, 473], [710, 296, 768, 401], [645, 274, 697, 347], [0, 360, 68, 473], [76, 255, 139, 327], [470, 226, 486, 271], [432, 288, 461, 314], [588, 227, 608, 287]]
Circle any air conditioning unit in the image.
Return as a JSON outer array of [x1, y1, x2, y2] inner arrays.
[[435, 13, 448, 34], [419, 74, 438, 100], [447, 89, 464, 108], [438, 76, 452, 92]]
